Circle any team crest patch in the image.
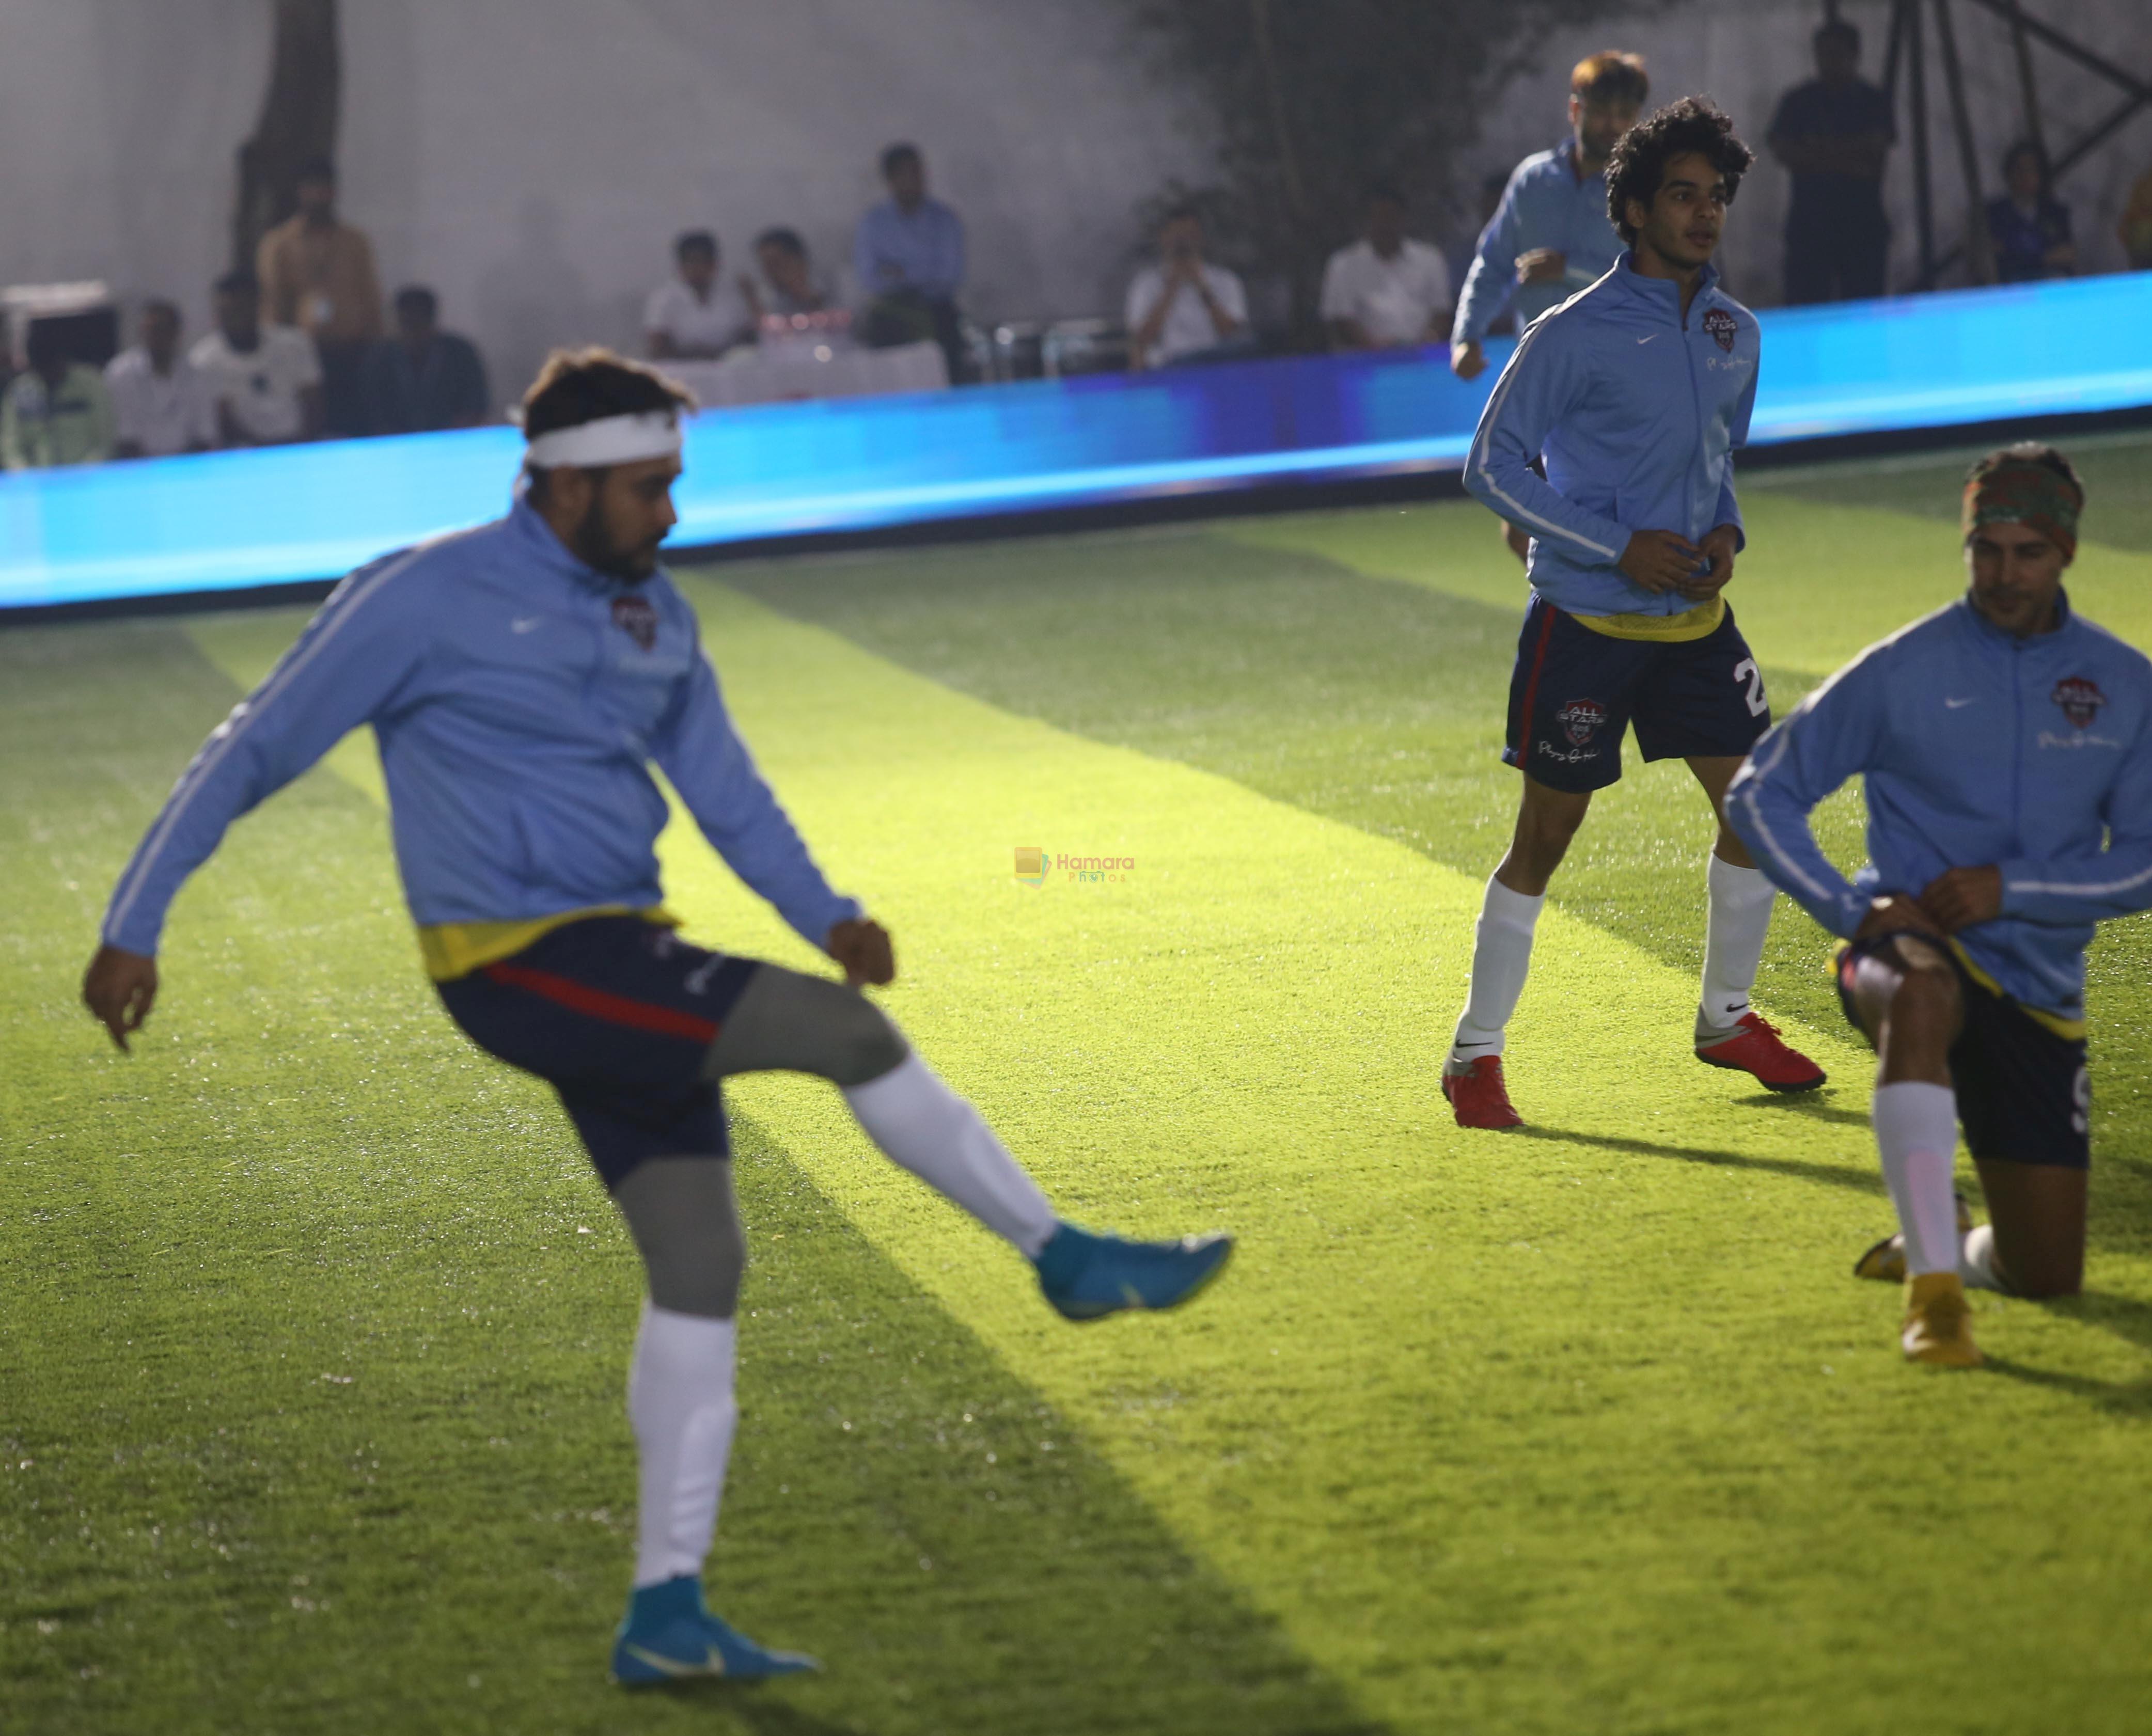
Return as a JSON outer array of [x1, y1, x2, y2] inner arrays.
[[1702, 308, 1738, 352], [1556, 697, 1608, 746], [2052, 675, 2106, 729], [611, 593, 658, 651]]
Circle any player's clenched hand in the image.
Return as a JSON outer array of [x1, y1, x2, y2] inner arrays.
[[82, 944, 158, 1052], [1918, 866, 2003, 933], [1619, 529, 1703, 594], [1852, 893, 1944, 943], [1679, 524, 1742, 599], [1450, 339, 1486, 381], [1516, 248, 1567, 286], [826, 918, 895, 988]]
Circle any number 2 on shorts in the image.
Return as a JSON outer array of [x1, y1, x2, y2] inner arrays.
[[1733, 656, 1767, 717]]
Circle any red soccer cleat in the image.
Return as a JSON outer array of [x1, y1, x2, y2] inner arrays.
[[1693, 1011, 1826, 1092], [1442, 1054, 1523, 1128]]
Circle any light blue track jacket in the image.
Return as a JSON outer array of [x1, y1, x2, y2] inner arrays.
[[1452, 143, 1625, 346], [100, 500, 862, 959], [1462, 253, 1758, 621], [1726, 595, 2152, 1021]]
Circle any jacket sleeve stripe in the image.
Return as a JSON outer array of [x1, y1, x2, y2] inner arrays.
[[1725, 722, 1839, 908], [2006, 861, 2152, 898], [102, 545, 428, 945], [1469, 323, 1623, 561]]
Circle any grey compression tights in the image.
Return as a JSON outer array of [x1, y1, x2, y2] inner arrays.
[[610, 966, 909, 1318]]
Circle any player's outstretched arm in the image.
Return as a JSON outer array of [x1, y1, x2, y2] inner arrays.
[[652, 649, 864, 953], [82, 945, 158, 1052], [1726, 651, 1891, 937]]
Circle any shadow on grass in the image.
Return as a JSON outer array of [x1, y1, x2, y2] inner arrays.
[[1733, 1091, 1872, 1129], [1511, 1124, 1885, 1198], [1976, 1353, 2152, 1416], [646, 1681, 878, 1735], [718, 1109, 1390, 1736]]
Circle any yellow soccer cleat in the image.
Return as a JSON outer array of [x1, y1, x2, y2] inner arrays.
[[1900, 1271, 1982, 1367], [1852, 1191, 1976, 1283]]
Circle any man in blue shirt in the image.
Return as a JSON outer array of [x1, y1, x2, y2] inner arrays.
[[81, 349, 1229, 1682], [1767, 19, 1896, 304], [853, 141, 967, 383], [1729, 446, 2152, 1367], [1445, 98, 1824, 1131], [1449, 51, 1648, 384]]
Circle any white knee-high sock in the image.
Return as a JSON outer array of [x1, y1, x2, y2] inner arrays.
[[842, 1053, 1059, 1256], [629, 1303, 737, 1589], [1451, 875, 1545, 1061], [1699, 855, 1777, 1031], [1872, 1082, 1961, 1277]]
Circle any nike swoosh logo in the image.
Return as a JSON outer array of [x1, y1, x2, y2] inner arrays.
[[511, 617, 544, 634], [1637, 334, 1656, 345], [621, 1642, 725, 1677], [1945, 697, 1976, 708]]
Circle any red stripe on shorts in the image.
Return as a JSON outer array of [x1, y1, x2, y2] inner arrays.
[[482, 962, 720, 1044], [1516, 601, 1560, 747]]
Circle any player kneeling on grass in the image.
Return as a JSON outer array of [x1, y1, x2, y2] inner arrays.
[[80, 348, 1231, 1682], [1445, 97, 1824, 1129], [1727, 445, 2152, 1367]]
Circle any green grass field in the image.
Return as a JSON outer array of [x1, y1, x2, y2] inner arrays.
[[5, 435, 2152, 1734]]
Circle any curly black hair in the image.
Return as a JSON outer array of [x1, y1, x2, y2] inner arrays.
[[1604, 97, 1754, 244]]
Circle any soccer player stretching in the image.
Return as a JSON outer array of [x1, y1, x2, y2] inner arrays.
[[1445, 98, 1823, 1128], [81, 351, 1231, 1679], [1730, 446, 2152, 1366]]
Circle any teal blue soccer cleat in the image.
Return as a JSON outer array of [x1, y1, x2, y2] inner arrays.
[[1033, 1223, 1234, 1322], [609, 1576, 819, 1685]]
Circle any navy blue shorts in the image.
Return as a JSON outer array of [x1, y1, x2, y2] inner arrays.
[[1503, 596, 1772, 793], [1835, 935, 2091, 1170], [436, 916, 761, 1191]]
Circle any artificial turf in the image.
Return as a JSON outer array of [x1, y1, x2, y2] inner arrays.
[[4, 439, 2150, 1733]]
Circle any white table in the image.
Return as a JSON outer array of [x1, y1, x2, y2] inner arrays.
[[663, 339, 948, 409]]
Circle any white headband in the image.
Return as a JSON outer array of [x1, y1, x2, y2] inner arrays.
[[523, 411, 683, 469]]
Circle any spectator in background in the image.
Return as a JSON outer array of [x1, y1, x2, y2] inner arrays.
[[1988, 141, 2076, 283], [1321, 183, 1453, 350], [257, 156, 383, 436], [1768, 20, 1895, 304], [106, 299, 216, 459], [1451, 50, 1645, 381], [2118, 166, 2152, 271], [2, 322, 115, 469], [645, 231, 757, 361], [854, 143, 966, 380], [365, 286, 490, 433], [749, 228, 830, 318], [191, 270, 323, 446], [1125, 205, 1248, 370]]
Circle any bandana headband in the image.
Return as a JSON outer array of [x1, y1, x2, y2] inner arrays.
[[1962, 460, 2082, 561], [524, 411, 682, 469]]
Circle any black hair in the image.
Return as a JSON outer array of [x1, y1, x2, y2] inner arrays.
[[1969, 440, 2083, 500], [1605, 96, 1753, 243], [296, 154, 336, 184], [880, 141, 922, 178], [140, 297, 182, 324], [1364, 179, 1407, 210], [674, 229, 717, 260], [1815, 20, 1860, 53], [521, 348, 696, 495], [1160, 201, 1203, 229], [753, 226, 807, 258], [213, 269, 260, 298], [394, 285, 439, 321]]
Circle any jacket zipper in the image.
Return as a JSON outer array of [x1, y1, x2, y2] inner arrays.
[[2009, 638, 2025, 852]]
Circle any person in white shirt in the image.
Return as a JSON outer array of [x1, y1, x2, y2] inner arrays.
[[1125, 206, 1249, 370], [643, 231, 757, 361], [1321, 184, 1454, 350], [106, 300, 218, 459], [189, 271, 324, 446]]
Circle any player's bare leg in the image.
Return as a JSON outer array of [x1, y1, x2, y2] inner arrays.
[[1446, 775, 1590, 1127], [1971, 1159, 2086, 1298], [1686, 753, 1825, 1091], [1846, 935, 1982, 1365]]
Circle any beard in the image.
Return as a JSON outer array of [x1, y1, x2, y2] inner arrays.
[[571, 484, 662, 582]]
